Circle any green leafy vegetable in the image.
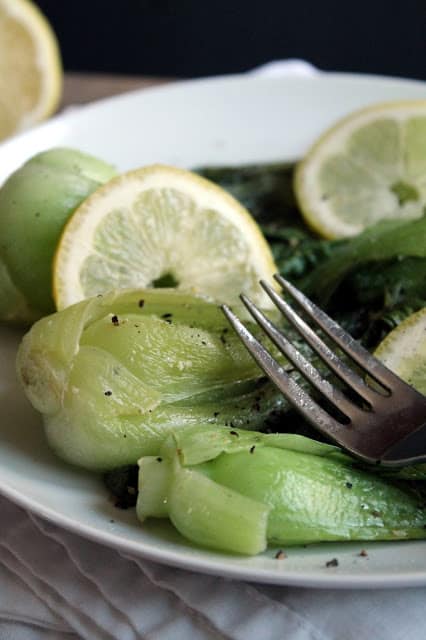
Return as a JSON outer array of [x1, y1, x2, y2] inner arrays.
[[16, 289, 285, 470], [196, 162, 334, 280], [0, 148, 116, 323], [196, 162, 298, 227], [330, 256, 426, 346], [137, 426, 426, 554], [302, 215, 426, 303], [199, 161, 426, 349], [104, 465, 138, 509]]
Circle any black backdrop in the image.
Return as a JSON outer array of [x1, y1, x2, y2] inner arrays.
[[35, 0, 426, 81]]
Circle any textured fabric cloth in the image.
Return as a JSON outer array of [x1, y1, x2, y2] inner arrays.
[[1, 495, 426, 640]]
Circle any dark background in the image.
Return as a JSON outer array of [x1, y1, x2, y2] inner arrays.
[[35, 0, 426, 81]]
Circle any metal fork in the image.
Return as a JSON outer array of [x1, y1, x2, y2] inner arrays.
[[221, 274, 426, 467]]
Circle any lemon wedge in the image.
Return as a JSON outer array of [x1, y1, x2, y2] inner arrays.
[[0, 0, 62, 140], [375, 307, 426, 395], [53, 165, 277, 310], [295, 100, 426, 239]]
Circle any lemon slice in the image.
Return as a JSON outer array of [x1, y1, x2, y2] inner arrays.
[[53, 164, 277, 310], [0, 0, 62, 140], [374, 308, 426, 395], [295, 101, 426, 239]]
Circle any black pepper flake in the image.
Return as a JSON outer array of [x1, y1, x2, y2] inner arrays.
[[249, 445, 256, 454], [220, 334, 227, 345], [325, 558, 339, 568], [275, 550, 287, 560], [229, 430, 239, 437], [345, 482, 353, 489], [161, 313, 173, 323], [359, 549, 368, 557], [201, 340, 207, 345], [138, 299, 145, 308], [104, 390, 112, 396], [213, 412, 220, 417], [111, 315, 119, 326], [156, 457, 163, 462]]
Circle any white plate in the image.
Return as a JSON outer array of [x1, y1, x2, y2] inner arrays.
[[1, 71, 426, 589]]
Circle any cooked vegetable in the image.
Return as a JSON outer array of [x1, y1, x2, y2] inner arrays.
[[196, 162, 298, 227], [16, 289, 284, 470], [301, 215, 426, 303], [200, 162, 426, 348], [0, 147, 116, 323], [196, 162, 335, 280], [137, 426, 426, 554]]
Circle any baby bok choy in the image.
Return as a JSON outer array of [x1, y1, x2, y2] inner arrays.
[[0, 147, 116, 324], [137, 426, 426, 554], [16, 289, 284, 470]]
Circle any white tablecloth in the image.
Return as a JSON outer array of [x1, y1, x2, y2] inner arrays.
[[1, 494, 426, 640]]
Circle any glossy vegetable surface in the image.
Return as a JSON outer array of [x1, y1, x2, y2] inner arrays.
[[16, 289, 284, 470], [0, 148, 116, 323], [137, 426, 426, 554]]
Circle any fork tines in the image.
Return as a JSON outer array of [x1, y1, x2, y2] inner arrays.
[[221, 275, 426, 465]]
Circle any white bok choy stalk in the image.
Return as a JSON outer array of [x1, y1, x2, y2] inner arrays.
[[16, 289, 284, 470]]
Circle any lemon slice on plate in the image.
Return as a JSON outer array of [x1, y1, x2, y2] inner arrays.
[[0, 0, 62, 140], [53, 164, 277, 310], [375, 307, 426, 395], [295, 100, 426, 239]]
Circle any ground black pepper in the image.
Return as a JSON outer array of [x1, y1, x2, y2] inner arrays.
[[325, 558, 339, 568]]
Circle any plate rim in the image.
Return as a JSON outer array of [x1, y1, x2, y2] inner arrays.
[[1, 69, 426, 589], [2, 479, 426, 589]]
